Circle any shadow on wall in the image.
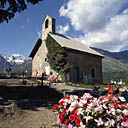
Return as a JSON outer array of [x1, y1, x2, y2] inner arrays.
[[0, 85, 63, 111]]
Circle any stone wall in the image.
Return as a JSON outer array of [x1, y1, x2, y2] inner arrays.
[[66, 49, 103, 84], [32, 40, 48, 77]]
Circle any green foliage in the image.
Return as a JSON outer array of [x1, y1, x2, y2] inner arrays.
[[46, 35, 71, 80], [0, 0, 43, 23], [125, 73, 128, 84]]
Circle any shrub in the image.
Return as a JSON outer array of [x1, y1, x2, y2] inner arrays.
[[46, 34, 71, 82]]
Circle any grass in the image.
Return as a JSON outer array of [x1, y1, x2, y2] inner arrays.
[[66, 82, 127, 91], [0, 79, 127, 91]]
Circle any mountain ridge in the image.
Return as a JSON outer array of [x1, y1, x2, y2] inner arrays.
[[91, 47, 128, 80], [2, 54, 27, 65], [91, 47, 128, 61]]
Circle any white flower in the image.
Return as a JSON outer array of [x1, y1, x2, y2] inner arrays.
[[70, 95, 78, 101], [119, 96, 126, 102], [70, 100, 79, 107], [79, 122, 85, 128], [84, 115, 93, 123], [103, 104, 107, 109], [105, 121, 109, 126], [95, 117, 104, 126], [122, 109, 128, 115], [110, 108, 116, 116], [109, 119, 115, 127], [68, 106, 75, 112], [77, 108, 84, 115]]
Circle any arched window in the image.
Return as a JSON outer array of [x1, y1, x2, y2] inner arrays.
[[45, 19, 49, 28]]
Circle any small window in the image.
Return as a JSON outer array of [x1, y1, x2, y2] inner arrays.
[[45, 19, 49, 28], [50, 72, 53, 75], [45, 58, 47, 61], [92, 68, 95, 78]]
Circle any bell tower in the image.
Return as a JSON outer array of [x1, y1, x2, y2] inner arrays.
[[42, 15, 56, 40]]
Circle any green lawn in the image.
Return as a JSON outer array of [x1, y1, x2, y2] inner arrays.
[[66, 82, 127, 91]]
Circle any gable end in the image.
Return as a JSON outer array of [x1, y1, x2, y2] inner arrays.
[[29, 38, 42, 58]]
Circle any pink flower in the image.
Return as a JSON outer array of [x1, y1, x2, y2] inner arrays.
[[68, 123, 73, 128], [95, 117, 104, 126], [121, 121, 128, 127]]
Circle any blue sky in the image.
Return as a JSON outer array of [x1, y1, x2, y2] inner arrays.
[[0, 0, 128, 58]]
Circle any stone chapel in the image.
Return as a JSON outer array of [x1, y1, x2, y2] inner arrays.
[[29, 15, 104, 84]]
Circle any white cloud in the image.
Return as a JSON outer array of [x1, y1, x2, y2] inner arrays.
[[57, 24, 70, 34], [59, 0, 128, 52], [80, 13, 128, 52]]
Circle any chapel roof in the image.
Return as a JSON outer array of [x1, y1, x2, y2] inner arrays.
[[49, 33, 104, 57], [29, 38, 42, 58], [29, 33, 104, 58]]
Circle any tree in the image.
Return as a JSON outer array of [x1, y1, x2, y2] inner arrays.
[[5, 67, 12, 76], [46, 34, 71, 81], [0, 0, 43, 23]]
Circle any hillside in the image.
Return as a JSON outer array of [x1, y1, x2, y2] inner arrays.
[[92, 47, 128, 80], [0, 55, 12, 72], [11, 60, 32, 74]]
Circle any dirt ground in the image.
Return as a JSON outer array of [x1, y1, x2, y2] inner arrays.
[[0, 102, 57, 128], [0, 79, 80, 128]]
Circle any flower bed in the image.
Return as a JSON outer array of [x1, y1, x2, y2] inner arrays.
[[53, 83, 128, 128]]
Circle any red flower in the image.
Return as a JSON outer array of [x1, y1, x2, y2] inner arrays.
[[100, 96, 104, 101], [72, 110, 80, 117], [114, 98, 118, 104], [62, 96, 70, 100], [61, 110, 66, 116], [69, 114, 75, 122], [64, 96, 70, 100], [120, 104, 127, 109], [75, 118, 82, 126], [59, 101, 64, 106], [65, 119, 69, 126], [113, 103, 119, 108], [53, 104, 58, 110], [107, 83, 111, 90], [122, 117, 128, 122], [59, 115, 64, 123]]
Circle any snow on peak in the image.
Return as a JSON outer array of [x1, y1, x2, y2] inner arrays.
[[2, 54, 27, 65]]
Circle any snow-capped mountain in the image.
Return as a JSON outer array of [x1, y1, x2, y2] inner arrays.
[[2, 54, 27, 65]]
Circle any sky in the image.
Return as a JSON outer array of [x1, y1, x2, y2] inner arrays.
[[0, 0, 128, 58]]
